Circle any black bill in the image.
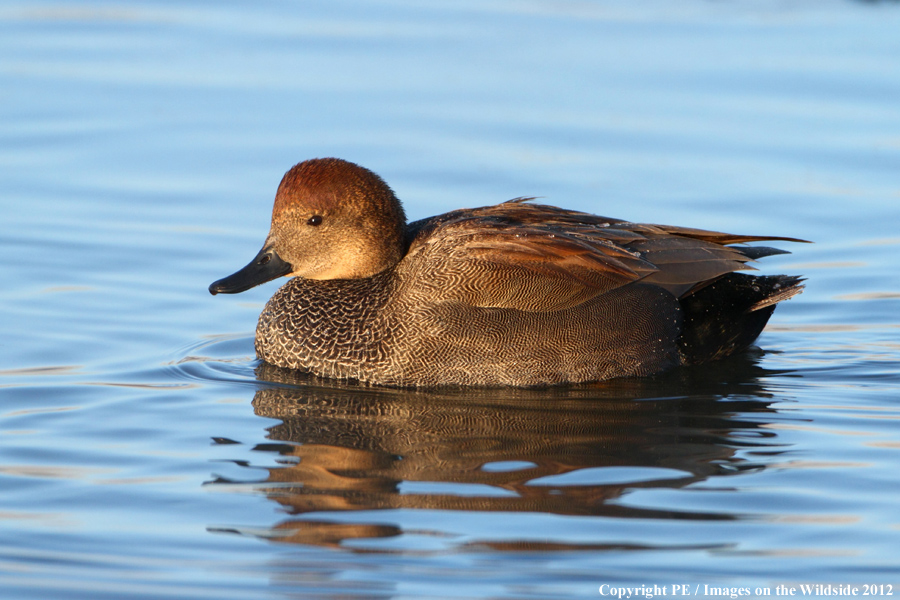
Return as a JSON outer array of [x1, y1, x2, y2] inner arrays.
[[209, 245, 293, 295]]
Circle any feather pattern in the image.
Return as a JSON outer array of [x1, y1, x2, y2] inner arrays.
[[401, 198, 807, 311]]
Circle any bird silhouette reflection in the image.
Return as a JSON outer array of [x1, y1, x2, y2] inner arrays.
[[208, 351, 792, 550]]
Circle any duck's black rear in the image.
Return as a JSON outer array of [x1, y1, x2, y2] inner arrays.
[[677, 273, 805, 365]]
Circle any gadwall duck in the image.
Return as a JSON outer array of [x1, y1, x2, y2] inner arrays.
[[210, 158, 806, 387]]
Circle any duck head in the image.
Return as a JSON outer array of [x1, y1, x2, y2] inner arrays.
[[209, 158, 407, 294]]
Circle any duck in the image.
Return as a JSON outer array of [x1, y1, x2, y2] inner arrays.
[[209, 158, 806, 388]]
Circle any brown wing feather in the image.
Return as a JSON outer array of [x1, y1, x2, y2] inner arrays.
[[400, 199, 806, 312], [625, 236, 755, 297], [637, 222, 809, 245], [401, 203, 655, 311], [622, 224, 809, 297]]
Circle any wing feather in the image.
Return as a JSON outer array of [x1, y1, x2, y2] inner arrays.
[[398, 200, 807, 312]]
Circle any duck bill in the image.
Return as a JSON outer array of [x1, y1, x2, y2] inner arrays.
[[209, 245, 293, 295]]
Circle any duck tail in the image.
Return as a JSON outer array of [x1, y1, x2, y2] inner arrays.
[[677, 273, 805, 365]]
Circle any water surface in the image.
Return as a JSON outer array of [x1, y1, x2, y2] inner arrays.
[[2, 1, 900, 598]]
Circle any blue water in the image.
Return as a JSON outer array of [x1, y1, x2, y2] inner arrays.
[[2, 1, 900, 598]]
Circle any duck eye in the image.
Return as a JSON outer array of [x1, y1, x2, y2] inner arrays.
[[258, 254, 271, 265], [307, 215, 323, 226]]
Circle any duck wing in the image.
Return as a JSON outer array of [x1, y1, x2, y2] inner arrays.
[[400, 198, 806, 312]]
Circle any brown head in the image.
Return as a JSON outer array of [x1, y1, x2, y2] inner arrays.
[[209, 158, 407, 294]]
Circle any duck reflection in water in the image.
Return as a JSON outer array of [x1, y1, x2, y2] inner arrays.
[[208, 353, 792, 551]]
